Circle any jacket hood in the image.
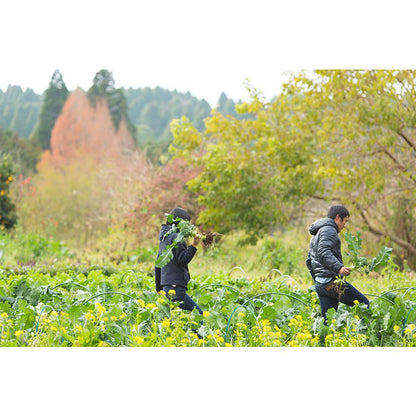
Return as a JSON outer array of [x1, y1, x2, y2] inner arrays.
[[159, 224, 173, 241], [309, 218, 339, 236]]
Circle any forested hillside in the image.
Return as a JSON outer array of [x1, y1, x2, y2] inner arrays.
[[0, 72, 242, 144], [0, 86, 41, 138]]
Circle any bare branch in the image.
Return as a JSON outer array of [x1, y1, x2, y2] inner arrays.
[[357, 205, 416, 256], [397, 130, 416, 152]]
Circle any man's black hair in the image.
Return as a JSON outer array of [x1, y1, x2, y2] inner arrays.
[[327, 205, 350, 220], [167, 207, 191, 225]]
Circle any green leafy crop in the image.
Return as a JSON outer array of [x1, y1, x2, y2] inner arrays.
[[345, 231, 392, 274], [155, 215, 198, 268]]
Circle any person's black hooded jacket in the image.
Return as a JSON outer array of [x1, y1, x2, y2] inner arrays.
[[307, 218, 344, 279], [154, 224, 197, 291]]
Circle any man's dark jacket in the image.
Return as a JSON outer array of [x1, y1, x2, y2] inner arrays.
[[155, 224, 197, 292], [306, 218, 344, 280]]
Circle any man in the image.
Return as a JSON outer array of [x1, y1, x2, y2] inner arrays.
[[306, 205, 370, 322]]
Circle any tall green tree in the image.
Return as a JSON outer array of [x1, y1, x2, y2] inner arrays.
[[87, 69, 135, 136], [33, 70, 69, 150], [169, 86, 321, 243], [0, 154, 17, 230], [0, 129, 41, 175]]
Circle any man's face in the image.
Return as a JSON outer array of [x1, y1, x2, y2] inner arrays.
[[335, 214, 349, 231]]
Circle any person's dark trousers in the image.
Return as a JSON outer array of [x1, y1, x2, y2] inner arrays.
[[162, 285, 203, 315], [315, 280, 370, 323]]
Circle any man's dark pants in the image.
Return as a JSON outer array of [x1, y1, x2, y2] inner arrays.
[[315, 279, 370, 322]]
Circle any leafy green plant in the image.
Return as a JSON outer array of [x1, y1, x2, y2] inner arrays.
[[155, 215, 198, 268], [345, 231, 392, 274], [0, 262, 415, 347], [155, 214, 217, 268]]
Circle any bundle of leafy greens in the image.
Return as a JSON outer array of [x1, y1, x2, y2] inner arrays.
[[345, 231, 392, 274], [155, 214, 198, 268]]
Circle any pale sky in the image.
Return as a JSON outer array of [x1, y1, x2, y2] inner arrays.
[[1, 0, 415, 107]]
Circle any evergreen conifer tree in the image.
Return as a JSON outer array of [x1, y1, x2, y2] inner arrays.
[[87, 69, 136, 137], [0, 154, 17, 230], [33, 70, 69, 150]]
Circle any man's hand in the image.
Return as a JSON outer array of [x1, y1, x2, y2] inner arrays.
[[338, 266, 351, 276]]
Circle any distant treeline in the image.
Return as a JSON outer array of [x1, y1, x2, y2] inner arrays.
[[0, 75, 242, 143], [0, 86, 41, 138]]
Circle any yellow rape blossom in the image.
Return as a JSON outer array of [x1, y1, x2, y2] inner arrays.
[[146, 303, 157, 309], [202, 311, 210, 318], [85, 312, 95, 322], [1, 312, 8, 319], [134, 336, 144, 344], [95, 302, 106, 314], [161, 318, 171, 328], [15, 330, 24, 337]]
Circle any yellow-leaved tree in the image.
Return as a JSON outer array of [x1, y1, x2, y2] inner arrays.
[[170, 71, 416, 267]]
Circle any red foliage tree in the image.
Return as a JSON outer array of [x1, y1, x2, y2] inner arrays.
[[129, 157, 202, 232], [40, 89, 137, 169]]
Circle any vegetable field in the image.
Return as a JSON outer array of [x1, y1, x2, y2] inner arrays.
[[1, 263, 416, 347]]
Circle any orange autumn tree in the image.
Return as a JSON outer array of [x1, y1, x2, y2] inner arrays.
[[18, 87, 202, 252], [40, 88, 136, 168], [22, 89, 152, 248]]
